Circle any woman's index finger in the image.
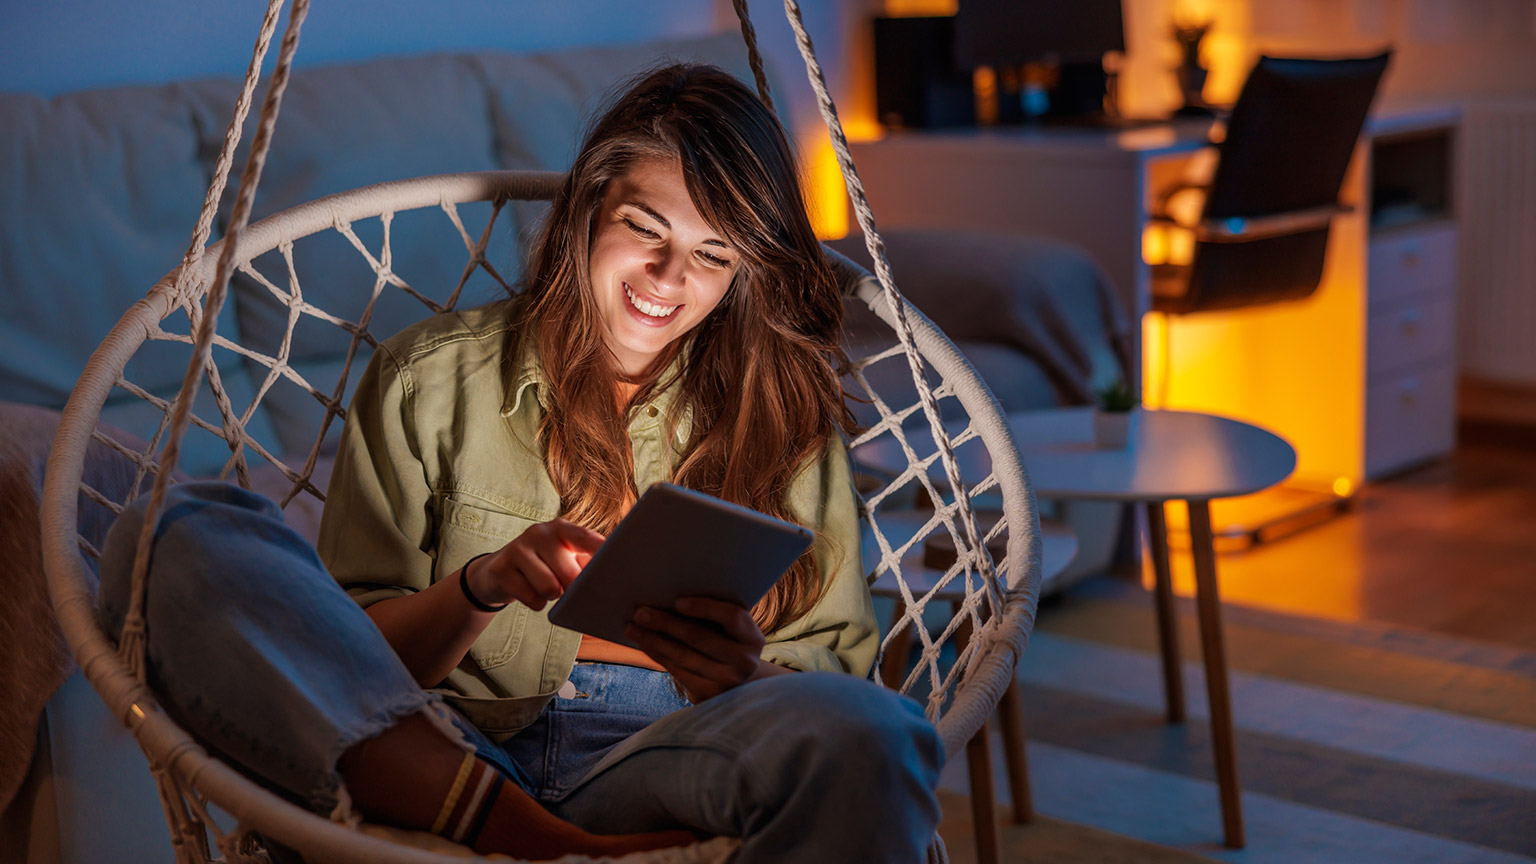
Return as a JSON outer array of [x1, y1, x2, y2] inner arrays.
[[551, 518, 606, 552]]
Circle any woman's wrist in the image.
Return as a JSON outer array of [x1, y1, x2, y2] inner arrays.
[[459, 552, 507, 613]]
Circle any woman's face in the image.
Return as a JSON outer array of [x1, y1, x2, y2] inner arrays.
[[588, 155, 740, 379]]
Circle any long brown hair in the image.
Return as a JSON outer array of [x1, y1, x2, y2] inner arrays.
[[508, 63, 857, 634]]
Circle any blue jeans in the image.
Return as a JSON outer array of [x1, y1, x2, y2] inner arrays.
[[98, 482, 944, 863]]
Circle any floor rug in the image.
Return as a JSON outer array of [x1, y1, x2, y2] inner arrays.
[[937, 791, 1219, 864], [936, 577, 1536, 863]]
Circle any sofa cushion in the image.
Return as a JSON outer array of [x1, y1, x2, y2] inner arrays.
[[183, 53, 513, 455], [0, 85, 285, 476], [474, 32, 774, 235]]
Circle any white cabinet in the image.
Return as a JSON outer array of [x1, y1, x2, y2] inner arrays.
[[1363, 117, 1460, 478]]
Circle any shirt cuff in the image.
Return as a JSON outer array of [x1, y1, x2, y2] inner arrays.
[[760, 641, 846, 674]]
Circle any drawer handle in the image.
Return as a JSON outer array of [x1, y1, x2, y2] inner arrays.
[[1399, 308, 1422, 332], [1398, 378, 1421, 403]]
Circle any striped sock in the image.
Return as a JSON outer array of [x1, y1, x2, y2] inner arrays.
[[428, 755, 697, 859]]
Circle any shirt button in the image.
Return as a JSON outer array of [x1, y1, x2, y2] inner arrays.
[[646, 406, 659, 418]]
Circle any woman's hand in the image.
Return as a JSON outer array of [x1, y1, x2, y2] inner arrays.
[[624, 597, 792, 702], [466, 518, 606, 611]]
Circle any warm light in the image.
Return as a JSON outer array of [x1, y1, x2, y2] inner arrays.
[[805, 136, 851, 240], [1168, 226, 1196, 266], [1142, 223, 1170, 265], [974, 67, 998, 127], [1173, 0, 1217, 28], [1202, 31, 1249, 105], [1332, 477, 1354, 497], [1141, 312, 1169, 408], [885, 0, 957, 15]]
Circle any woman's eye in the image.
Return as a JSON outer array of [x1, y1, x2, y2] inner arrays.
[[698, 251, 732, 268], [622, 218, 659, 239]]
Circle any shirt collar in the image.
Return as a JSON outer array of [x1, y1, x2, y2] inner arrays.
[[500, 339, 693, 447]]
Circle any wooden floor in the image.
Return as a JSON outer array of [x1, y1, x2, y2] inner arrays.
[[1149, 439, 1536, 652]]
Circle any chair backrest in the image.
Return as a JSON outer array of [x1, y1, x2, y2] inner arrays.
[[1160, 52, 1390, 315]]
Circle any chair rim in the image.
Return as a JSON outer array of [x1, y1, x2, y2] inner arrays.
[[41, 168, 1041, 861]]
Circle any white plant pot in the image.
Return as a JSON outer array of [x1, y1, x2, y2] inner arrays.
[[1094, 409, 1133, 450]]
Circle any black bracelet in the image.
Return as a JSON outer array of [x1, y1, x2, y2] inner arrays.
[[458, 552, 507, 613]]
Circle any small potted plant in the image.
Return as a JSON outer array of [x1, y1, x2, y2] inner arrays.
[[1093, 379, 1139, 449]]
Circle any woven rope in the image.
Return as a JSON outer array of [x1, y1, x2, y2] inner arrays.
[[778, 0, 1004, 670], [118, 0, 311, 683], [730, 0, 777, 114]]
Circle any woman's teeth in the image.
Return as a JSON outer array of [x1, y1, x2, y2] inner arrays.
[[626, 285, 679, 318]]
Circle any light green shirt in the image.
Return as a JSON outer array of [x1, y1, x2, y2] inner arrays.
[[317, 302, 877, 739]]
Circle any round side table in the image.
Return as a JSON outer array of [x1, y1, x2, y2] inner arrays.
[[856, 407, 1296, 849]]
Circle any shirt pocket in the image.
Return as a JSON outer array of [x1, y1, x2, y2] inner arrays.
[[436, 496, 544, 669]]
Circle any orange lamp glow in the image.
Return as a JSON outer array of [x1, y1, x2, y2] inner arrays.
[[1142, 223, 1170, 266]]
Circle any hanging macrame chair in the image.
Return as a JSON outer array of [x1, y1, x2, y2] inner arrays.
[[41, 0, 1044, 861]]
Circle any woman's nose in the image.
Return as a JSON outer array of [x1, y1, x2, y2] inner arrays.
[[647, 245, 686, 294]]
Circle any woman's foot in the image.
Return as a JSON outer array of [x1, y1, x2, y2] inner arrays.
[[339, 712, 694, 860]]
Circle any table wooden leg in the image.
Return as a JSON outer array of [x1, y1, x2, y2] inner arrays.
[[966, 721, 1002, 864], [1145, 500, 1186, 723], [881, 600, 914, 689], [1188, 500, 1245, 849], [996, 680, 1034, 823], [949, 601, 1002, 861]]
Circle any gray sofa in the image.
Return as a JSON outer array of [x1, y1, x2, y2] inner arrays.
[[0, 31, 1130, 863]]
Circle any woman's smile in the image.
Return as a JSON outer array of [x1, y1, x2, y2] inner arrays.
[[623, 282, 680, 321]]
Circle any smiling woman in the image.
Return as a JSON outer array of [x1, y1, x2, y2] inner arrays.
[[95, 62, 944, 864]]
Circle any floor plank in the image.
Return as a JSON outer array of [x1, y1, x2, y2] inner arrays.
[[1146, 442, 1536, 651]]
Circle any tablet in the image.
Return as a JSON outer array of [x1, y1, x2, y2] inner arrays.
[[547, 483, 813, 648]]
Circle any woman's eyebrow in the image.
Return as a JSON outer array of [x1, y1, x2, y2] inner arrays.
[[629, 201, 730, 249], [631, 202, 670, 228]]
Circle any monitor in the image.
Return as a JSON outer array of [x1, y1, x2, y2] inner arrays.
[[955, 0, 1125, 69]]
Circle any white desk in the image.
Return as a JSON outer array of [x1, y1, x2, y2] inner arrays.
[[848, 105, 1460, 485]]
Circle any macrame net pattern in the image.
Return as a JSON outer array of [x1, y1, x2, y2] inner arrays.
[[42, 1, 1042, 861]]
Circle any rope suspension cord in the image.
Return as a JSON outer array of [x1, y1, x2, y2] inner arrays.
[[770, 0, 1005, 629], [118, 0, 313, 685], [730, 0, 776, 115]]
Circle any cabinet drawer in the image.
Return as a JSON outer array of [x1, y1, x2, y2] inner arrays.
[[1365, 363, 1457, 478], [1368, 295, 1455, 380], [1368, 224, 1457, 308]]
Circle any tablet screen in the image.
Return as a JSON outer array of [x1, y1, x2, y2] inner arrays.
[[547, 483, 813, 647]]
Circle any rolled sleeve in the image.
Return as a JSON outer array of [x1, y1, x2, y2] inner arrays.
[[761, 436, 878, 678], [316, 345, 436, 609]]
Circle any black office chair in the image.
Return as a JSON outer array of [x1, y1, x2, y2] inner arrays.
[[1151, 52, 1391, 315]]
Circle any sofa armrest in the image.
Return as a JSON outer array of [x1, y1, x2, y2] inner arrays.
[[827, 229, 1134, 405]]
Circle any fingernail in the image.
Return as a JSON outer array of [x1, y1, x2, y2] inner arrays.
[[634, 608, 654, 625]]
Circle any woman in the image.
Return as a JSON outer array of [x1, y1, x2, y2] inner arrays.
[[100, 64, 942, 863]]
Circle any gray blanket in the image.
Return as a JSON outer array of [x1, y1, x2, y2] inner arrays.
[[829, 229, 1134, 404], [0, 402, 144, 811]]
